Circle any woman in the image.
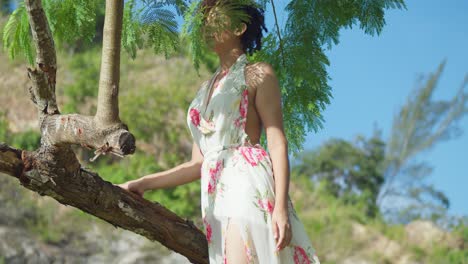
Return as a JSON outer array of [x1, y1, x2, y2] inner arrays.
[[117, 1, 320, 263]]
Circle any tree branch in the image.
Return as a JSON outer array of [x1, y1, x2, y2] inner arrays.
[[0, 143, 209, 264], [39, 113, 134, 160], [25, 0, 58, 116], [270, 0, 285, 68], [25, 0, 57, 93]]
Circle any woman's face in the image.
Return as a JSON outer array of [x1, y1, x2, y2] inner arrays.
[[202, 6, 245, 52]]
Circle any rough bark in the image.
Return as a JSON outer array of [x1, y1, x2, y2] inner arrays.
[[0, 143, 209, 264], [25, 0, 58, 117], [0, 0, 209, 263], [39, 113, 134, 161]]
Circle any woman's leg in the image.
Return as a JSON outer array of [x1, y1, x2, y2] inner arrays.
[[224, 219, 248, 264]]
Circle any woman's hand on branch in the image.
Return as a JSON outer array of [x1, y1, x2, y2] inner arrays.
[[116, 179, 146, 197]]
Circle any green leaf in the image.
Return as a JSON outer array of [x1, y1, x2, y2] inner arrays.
[[2, 2, 34, 65]]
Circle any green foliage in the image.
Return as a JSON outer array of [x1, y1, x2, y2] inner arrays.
[[2, 0, 187, 59], [0, 110, 41, 150], [0, 110, 9, 140], [141, 0, 189, 17], [176, 36, 219, 72], [293, 130, 386, 217], [374, 220, 406, 242], [42, 0, 99, 46], [291, 176, 375, 261], [2, 2, 34, 64], [92, 150, 162, 185], [91, 149, 201, 217], [454, 221, 468, 244], [0, 176, 42, 228], [120, 85, 188, 144], [0, 174, 90, 246], [378, 61, 468, 224], [122, 0, 144, 58], [61, 47, 101, 114], [148, 179, 200, 217], [121, 0, 184, 59], [181, 0, 208, 71], [278, 0, 406, 154], [2, 0, 101, 64], [289, 170, 467, 263], [140, 1, 179, 58], [410, 246, 426, 261], [427, 246, 468, 264], [10, 129, 41, 151], [115, 77, 201, 217], [24, 201, 68, 243]]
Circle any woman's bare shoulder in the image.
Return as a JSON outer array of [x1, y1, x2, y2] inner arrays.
[[245, 61, 278, 89]]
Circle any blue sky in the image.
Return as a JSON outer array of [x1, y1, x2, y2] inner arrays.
[[291, 1, 467, 217]]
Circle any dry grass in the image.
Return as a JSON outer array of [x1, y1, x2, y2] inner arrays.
[[0, 44, 212, 134]]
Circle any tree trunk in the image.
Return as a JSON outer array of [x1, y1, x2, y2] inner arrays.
[[95, 0, 123, 127]]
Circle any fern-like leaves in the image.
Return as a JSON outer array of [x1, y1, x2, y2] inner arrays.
[[121, 0, 183, 59], [2, 2, 34, 65], [2, 0, 99, 65]]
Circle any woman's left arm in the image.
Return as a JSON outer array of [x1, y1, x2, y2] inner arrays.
[[254, 63, 289, 210], [253, 62, 292, 251]]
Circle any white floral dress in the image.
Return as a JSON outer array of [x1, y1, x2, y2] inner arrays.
[[186, 53, 320, 264]]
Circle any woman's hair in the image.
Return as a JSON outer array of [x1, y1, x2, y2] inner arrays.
[[200, 0, 268, 55]]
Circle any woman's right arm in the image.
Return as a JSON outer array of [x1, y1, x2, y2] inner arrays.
[[138, 142, 204, 191]]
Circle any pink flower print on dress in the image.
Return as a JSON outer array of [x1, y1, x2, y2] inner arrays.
[[293, 245, 311, 264], [232, 88, 248, 130], [209, 159, 223, 178], [239, 146, 268, 166], [233, 116, 247, 131], [239, 88, 248, 118], [199, 116, 216, 134], [203, 217, 212, 244], [233, 116, 242, 128], [253, 189, 274, 223], [257, 198, 274, 214], [207, 182, 215, 194], [189, 108, 200, 126], [207, 159, 225, 198], [198, 109, 216, 134]]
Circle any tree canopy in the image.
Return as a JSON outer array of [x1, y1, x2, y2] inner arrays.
[[2, 0, 407, 154]]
